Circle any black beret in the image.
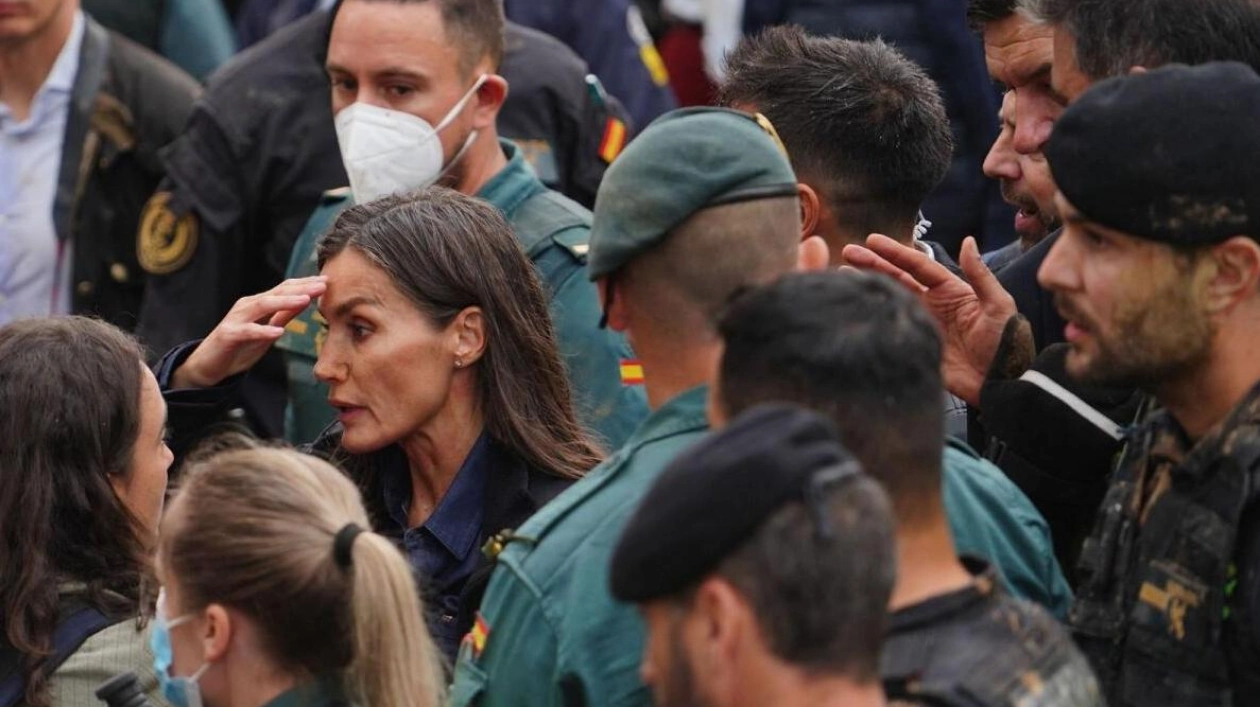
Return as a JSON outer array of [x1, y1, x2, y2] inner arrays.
[[1045, 61, 1260, 245], [609, 404, 863, 603]]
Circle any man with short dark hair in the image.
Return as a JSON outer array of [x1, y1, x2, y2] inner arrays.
[[719, 27, 955, 265], [451, 107, 829, 707], [713, 270, 1098, 705], [610, 405, 897, 707]]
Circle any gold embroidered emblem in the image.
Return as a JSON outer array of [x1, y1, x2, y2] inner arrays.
[[137, 192, 199, 275]]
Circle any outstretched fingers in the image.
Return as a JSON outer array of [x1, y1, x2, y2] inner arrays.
[[841, 242, 929, 296], [958, 236, 1014, 309]]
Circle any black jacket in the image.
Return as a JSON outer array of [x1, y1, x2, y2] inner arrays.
[[64, 16, 198, 330]]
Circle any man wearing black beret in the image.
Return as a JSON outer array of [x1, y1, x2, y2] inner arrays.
[[1032, 61, 1260, 706], [713, 270, 1101, 706], [610, 404, 897, 707]]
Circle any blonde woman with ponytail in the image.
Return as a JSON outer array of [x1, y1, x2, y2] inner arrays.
[[152, 447, 445, 707]]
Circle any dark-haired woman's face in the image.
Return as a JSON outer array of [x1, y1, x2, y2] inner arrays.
[[109, 365, 173, 542], [313, 250, 470, 454]]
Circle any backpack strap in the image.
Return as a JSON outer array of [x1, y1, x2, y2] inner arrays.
[[0, 605, 116, 707]]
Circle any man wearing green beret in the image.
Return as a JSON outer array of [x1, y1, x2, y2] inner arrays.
[[449, 107, 828, 706]]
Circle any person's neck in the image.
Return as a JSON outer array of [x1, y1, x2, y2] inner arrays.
[[736, 662, 886, 707], [225, 659, 300, 707], [1155, 321, 1260, 441], [0, 3, 77, 121], [826, 223, 917, 266], [453, 128, 509, 196], [888, 512, 974, 611], [636, 331, 720, 410], [399, 393, 485, 526]]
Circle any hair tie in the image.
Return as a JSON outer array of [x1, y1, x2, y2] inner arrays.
[[333, 523, 365, 569]]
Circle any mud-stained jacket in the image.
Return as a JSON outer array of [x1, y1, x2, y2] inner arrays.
[[1071, 380, 1260, 706]]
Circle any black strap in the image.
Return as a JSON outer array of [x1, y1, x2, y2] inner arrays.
[[0, 606, 116, 707], [53, 17, 111, 244]]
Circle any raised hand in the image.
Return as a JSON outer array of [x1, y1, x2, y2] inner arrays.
[[171, 277, 328, 389], [842, 235, 1019, 406]]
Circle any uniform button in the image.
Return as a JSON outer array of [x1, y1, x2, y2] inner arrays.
[[109, 262, 128, 282], [76, 280, 94, 296]]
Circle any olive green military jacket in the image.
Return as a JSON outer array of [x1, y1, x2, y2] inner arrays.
[[450, 386, 711, 707], [275, 140, 648, 448]]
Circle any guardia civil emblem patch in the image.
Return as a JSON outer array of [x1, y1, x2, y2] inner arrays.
[[137, 191, 199, 275]]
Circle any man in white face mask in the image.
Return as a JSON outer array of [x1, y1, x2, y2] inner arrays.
[[274, 0, 648, 451]]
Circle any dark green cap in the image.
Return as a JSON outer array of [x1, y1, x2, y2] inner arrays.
[[587, 107, 799, 281]]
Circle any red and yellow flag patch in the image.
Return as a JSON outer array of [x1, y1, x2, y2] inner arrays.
[[599, 117, 628, 164], [466, 613, 490, 659], [621, 359, 645, 386]]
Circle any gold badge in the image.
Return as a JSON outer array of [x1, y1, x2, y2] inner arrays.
[[754, 112, 790, 157], [137, 192, 199, 275]]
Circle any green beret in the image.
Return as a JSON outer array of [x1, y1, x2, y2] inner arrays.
[[587, 107, 800, 281]]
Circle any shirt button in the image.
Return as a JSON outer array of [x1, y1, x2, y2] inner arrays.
[[76, 280, 94, 296], [109, 262, 128, 283]]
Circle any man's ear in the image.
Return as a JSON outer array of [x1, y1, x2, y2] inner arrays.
[[472, 73, 508, 129], [797, 184, 821, 241], [598, 277, 631, 332], [690, 578, 756, 705], [1204, 236, 1260, 316]]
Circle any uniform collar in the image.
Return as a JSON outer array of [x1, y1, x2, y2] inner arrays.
[[259, 677, 347, 707], [1150, 376, 1260, 482], [888, 557, 1000, 634], [475, 139, 546, 217], [628, 385, 711, 447]]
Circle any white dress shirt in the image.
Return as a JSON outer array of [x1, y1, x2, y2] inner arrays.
[[0, 11, 85, 324]]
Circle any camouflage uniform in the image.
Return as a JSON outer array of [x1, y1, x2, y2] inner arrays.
[[1071, 383, 1260, 705]]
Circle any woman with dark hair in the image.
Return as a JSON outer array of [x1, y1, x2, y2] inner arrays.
[[160, 187, 604, 660], [0, 317, 173, 707]]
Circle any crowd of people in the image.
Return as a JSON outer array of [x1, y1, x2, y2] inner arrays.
[[2, 0, 1260, 706]]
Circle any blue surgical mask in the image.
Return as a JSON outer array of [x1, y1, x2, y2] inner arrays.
[[150, 590, 210, 707]]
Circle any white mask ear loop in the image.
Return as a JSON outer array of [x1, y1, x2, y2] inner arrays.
[[432, 74, 489, 182], [434, 74, 489, 133]]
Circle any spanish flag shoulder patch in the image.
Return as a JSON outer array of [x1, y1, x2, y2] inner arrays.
[[600, 117, 628, 164], [621, 359, 645, 386], [466, 612, 490, 660]]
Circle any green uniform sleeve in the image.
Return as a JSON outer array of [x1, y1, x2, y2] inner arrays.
[[452, 568, 565, 707], [943, 445, 1074, 619]]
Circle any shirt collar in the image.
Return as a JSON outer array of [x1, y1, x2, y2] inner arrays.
[[44, 11, 86, 94], [382, 432, 493, 560]]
